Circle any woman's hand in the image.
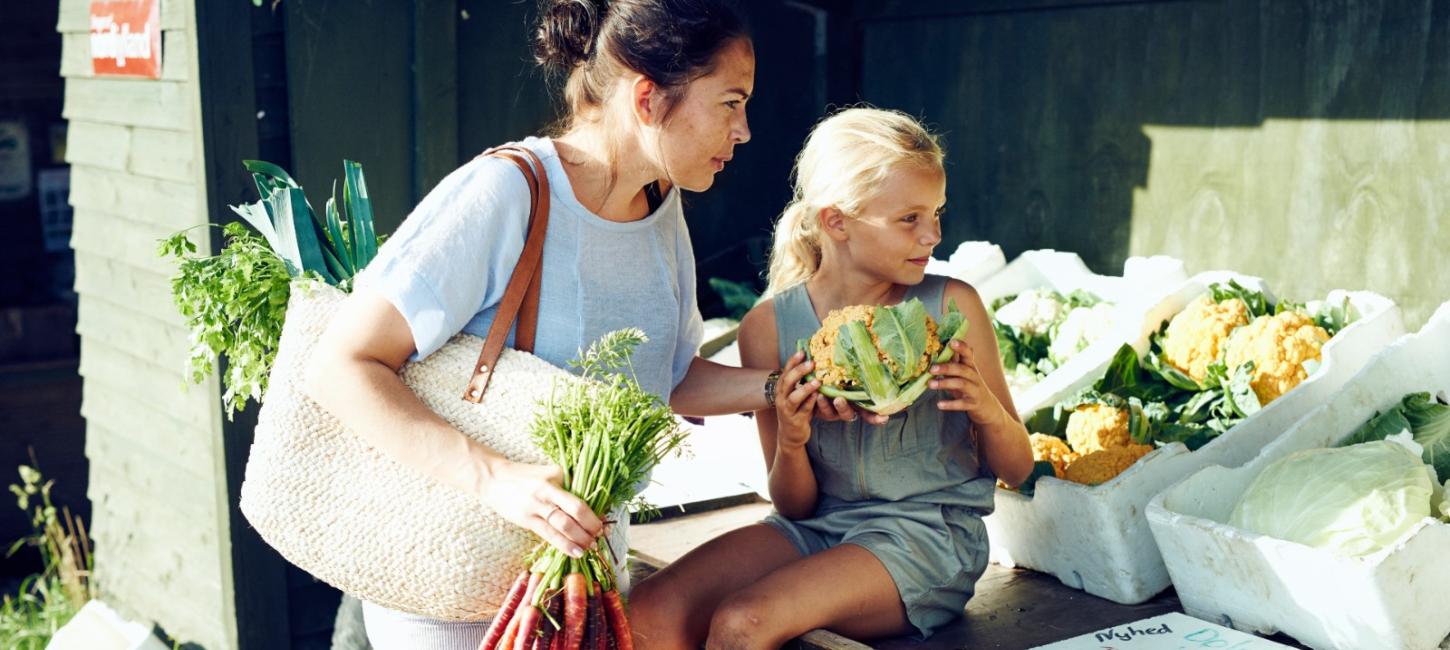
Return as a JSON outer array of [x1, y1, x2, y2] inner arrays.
[[930, 339, 1008, 424], [774, 352, 820, 450], [479, 459, 603, 558], [811, 395, 890, 425]]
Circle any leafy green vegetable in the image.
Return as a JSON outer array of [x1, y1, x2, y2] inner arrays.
[[159, 223, 292, 417], [233, 159, 376, 291], [531, 328, 688, 590], [1016, 461, 1058, 497], [1024, 280, 1347, 452], [1230, 440, 1435, 557], [990, 289, 1092, 377], [875, 299, 929, 384], [1312, 295, 1354, 337], [1342, 392, 1450, 479], [1209, 279, 1272, 318], [1224, 361, 1262, 419], [161, 160, 383, 417], [807, 298, 971, 416]]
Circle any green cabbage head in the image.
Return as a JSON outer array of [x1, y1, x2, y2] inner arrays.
[[1229, 437, 1441, 557]]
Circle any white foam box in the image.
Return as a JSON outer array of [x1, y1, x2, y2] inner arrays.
[[983, 271, 1406, 605], [46, 600, 171, 650], [926, 240, 1009, 286], [975, 250, 1189, 416], [1146, 301, 1450, 650]]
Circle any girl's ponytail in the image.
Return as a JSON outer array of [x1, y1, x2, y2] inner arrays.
[[764, 201, 821, 297]]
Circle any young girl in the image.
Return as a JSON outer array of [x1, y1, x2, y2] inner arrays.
[[629, 108, 1034, 648]]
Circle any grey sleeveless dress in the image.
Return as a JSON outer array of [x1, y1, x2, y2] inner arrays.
[[761, 274, 995, 638]]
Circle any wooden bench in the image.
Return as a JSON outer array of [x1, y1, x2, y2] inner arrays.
[[630, 501, 1307, 649]]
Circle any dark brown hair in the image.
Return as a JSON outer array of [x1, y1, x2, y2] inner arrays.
[[534, 0, 749, 125]]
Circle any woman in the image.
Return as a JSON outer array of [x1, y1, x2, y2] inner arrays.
[[304, 0, 844, 646]]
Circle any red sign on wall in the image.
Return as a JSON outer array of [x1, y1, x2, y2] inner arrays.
[[90, 0, 162, 79]]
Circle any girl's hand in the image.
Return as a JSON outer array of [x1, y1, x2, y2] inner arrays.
[[930, 339, 1007, 422], [479, 459, 603, 559], [775, 352, 820, 450]]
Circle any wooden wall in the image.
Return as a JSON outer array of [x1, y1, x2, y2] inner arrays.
[[279, 0, 828, 312], [854, 0, 1450, 325], [57, 0, 237, 647]]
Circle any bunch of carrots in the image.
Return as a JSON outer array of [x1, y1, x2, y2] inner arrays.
[[479, 329, 687, 650]]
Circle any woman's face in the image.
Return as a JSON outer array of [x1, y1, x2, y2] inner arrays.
[[654, 38, 755, 192], [840, 164, 946, 286]]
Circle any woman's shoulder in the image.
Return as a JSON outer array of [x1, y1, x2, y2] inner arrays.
[[394, 142, 548, 241], [448, 142, 545, 203]]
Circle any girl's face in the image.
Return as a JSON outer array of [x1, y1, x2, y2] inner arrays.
[[838, 163, 946, 285], [651, 38, 755, 192]]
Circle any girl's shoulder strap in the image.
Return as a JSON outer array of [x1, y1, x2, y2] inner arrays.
[[771, 282, 817, 365], [907, 274, 951, 320]]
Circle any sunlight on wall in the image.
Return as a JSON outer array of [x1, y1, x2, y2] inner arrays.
[[1130, 120, 1450, 327]]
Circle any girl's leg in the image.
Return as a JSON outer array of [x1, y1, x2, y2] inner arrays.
[[630, 523, 803, 649], [705, 543, 914, 650]]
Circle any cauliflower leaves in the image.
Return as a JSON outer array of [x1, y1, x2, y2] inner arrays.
[[802, 298, 968, 416]]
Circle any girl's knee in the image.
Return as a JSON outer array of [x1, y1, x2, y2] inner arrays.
[[707, 592, 781, 649]]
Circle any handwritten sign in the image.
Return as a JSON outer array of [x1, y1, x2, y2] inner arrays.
[[90, 0, 162, 79], [1032, 612, 1294, 650]]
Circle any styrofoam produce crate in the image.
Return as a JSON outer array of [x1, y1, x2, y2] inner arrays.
[[926, 240, 1008, 286], [983, 271, 1406, 604], [976, 250, 1189, 416], [1146, 301, 1450, 650]]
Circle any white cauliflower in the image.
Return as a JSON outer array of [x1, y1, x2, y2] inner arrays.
[[994, 289, 1066, 338], [1049, 302, 1116, 365], [1005, 364, 1042, 396]]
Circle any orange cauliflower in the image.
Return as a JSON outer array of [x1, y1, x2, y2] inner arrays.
[[809, 304, 876, 386], [1030, 433, 1079, 478], [1224, 311, 1331, 406], [808, 304, 942, 388], [1065, 403, 1132, 455], [1064, 444, 1154, 485], [1161, 295, 1251, 382]]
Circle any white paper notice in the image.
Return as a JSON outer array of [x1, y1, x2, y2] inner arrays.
[[1032, 612, 1294, 650]]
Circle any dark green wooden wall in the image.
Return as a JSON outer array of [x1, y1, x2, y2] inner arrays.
[[202, 1, 1449, 646], [853, 0, 1450, 325], [281, 0, 831, 316]]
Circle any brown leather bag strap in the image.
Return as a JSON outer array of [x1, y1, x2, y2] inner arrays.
[[462, 144, 551, 403]]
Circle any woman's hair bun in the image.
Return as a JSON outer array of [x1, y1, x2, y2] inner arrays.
[[533, 0, 606, 72]]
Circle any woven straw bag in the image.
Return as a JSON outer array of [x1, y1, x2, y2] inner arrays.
[[239, 146, 569, 621]]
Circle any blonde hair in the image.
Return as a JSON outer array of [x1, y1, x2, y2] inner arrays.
[[764, 107, 944, 297]]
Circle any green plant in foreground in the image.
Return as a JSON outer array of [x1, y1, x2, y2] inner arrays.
[[1, 463, 93, 650]]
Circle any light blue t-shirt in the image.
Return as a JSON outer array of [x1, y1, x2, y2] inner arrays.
[[356, 137, 704, 401]]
